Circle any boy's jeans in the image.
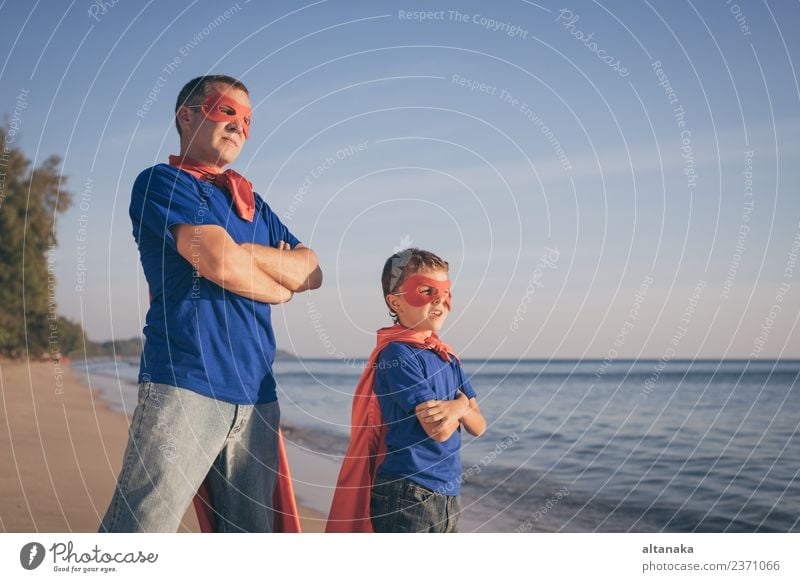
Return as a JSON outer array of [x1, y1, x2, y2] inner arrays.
[[370, 473, 460, 533], [98, 381, 280, 533]]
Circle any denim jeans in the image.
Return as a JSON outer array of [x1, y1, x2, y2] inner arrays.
[[98, 382, 280, 533], [370, 473, 460, 533]]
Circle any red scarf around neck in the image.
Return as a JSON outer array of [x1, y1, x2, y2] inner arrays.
[[325, 324, 458, 532], [168, 154, 255, 222]]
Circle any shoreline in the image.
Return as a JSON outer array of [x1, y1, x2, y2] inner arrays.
[[0, 358, 328, 533]]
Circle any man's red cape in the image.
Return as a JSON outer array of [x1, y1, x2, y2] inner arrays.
[[192, 429, 301, 532], [146, 289, 300, 532], [325, 324, 455, 533]]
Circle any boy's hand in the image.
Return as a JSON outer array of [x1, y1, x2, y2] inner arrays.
[[414, 402, 462, 443], [415, 392, 484, 442], [415, 392, 470, 425], [431, 415, 461, 442]]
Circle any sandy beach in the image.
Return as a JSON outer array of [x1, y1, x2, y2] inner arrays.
[[0, 358, 326, 533]]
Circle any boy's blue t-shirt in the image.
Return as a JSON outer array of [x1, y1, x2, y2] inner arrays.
[[129, 163, 300, 404], [373, 341, 477, 495]]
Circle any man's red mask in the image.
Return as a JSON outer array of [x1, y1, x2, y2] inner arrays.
[[196, 92, 251, 139], [398, 275, 452, 311]]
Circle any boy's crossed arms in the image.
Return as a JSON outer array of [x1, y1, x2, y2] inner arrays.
[[416, 392, 486, 442]]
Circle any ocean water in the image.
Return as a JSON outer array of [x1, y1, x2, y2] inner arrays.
[[74, 357, 800, 532]]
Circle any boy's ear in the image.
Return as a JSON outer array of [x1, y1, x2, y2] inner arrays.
[[386, 294, 402, 312]]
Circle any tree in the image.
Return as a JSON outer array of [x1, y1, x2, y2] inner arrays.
[[0, 125, 74, 357]]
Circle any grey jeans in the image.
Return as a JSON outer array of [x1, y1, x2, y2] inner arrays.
[[98, 381, 280, 533], [370, 473, 460, 533]]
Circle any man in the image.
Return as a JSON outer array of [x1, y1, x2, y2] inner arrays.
[[99, 75, 322, 532]]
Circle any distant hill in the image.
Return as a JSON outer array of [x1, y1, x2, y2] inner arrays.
[[76, 337, 299, 361], [274, 348, 299, 360], [77, 337, 144, 358]]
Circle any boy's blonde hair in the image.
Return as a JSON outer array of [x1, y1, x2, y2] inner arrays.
[[381, 248, 449, 323]]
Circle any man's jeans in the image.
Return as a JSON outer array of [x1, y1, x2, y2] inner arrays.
[[370, 473, 460, 533], [98, 382, 280, 533]]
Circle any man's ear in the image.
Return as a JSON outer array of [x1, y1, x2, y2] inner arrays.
[[176, 106, 194, 134]]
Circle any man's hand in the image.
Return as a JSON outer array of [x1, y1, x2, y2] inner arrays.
[[240, 241, 322, 292], [172, 224, 293, 304]]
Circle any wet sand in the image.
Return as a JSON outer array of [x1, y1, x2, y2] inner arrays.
[[0, 358, 326, 532]]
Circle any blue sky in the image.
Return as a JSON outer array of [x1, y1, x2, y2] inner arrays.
[[1, 0, 798, 359]]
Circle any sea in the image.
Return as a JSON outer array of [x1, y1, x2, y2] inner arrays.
[[73, 357, 800, 532]]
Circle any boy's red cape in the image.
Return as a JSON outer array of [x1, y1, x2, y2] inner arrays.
[[325, 324, 456, 533]]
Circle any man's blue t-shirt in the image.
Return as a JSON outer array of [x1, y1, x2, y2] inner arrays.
[[129, 163, 300, 404], [373, 342, 477, 495]]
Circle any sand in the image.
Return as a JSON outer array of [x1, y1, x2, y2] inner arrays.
[[0, 358, 326, 533]]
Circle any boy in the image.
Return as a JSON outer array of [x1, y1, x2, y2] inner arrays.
[[326, 248, 486, 533]]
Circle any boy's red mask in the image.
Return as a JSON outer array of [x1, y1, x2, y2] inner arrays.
[[197, 92, 251, 139], [399, 275, 452, 310]]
